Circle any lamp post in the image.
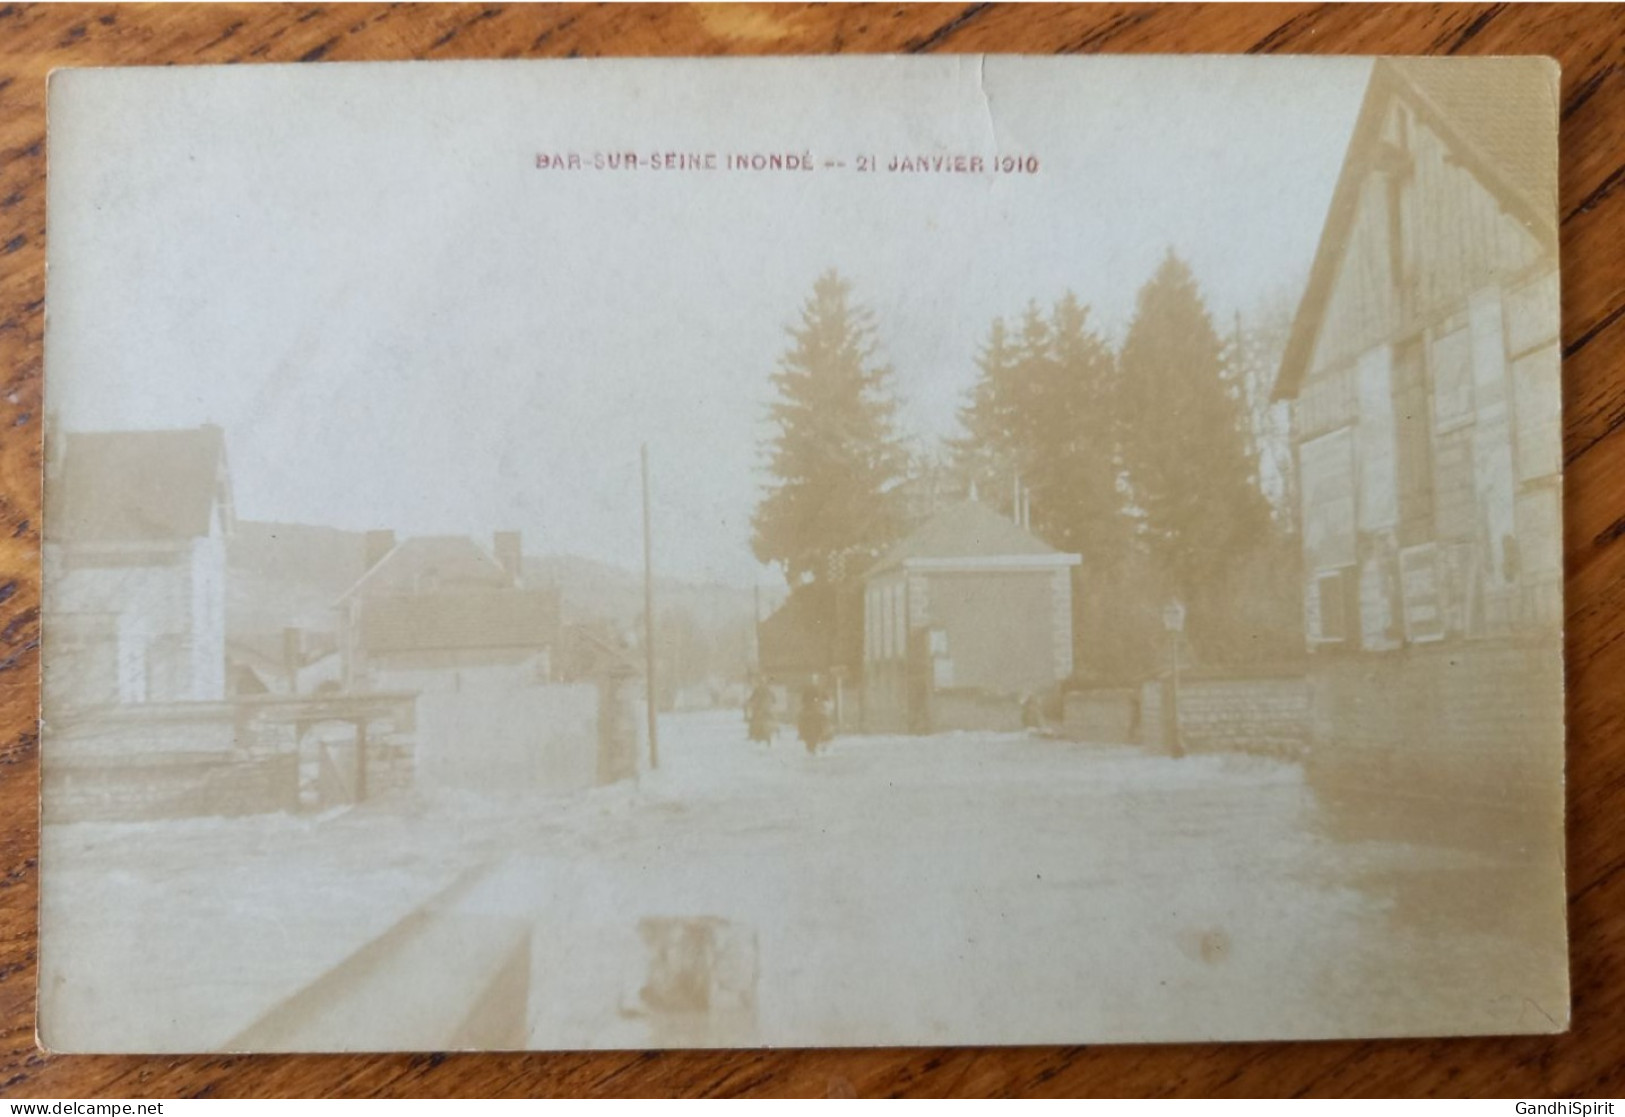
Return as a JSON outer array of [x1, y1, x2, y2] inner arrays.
[[1163, 599, 1186, 759]]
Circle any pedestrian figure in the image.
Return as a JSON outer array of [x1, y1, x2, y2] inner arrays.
[[798, 677, 831, 755], [746, 677, 775, 745]]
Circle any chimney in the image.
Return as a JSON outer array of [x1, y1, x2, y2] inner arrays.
[[494, 530, 522, 587], [363, 529, 396, 569]]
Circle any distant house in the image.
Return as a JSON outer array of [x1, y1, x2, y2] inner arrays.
[[861, 500, 1079, 734], [337, 531, 561, 694], [1271, 59, 1562, 825], [44, 425, 234, 708], [336, 533, 643, 794], [754, 581, 858, 728], [758, 585, 840, 683]]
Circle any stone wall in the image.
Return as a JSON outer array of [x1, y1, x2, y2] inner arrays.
[[1303, 638, 1565, 848], [1174, 675, 1310, 757], [44, 749, 299, 823], [43, 700, 417, 821], [1070, 673, 1310, 758]]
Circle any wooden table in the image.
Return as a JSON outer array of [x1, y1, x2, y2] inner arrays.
[[2, 2, 1621, 1098]]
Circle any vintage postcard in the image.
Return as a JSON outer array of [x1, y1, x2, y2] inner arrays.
[[39, 55, 1565, 1052]]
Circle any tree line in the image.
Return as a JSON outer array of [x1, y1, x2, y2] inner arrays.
[[751, 255, 1302, 682]]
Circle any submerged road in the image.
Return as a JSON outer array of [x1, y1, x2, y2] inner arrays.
[[41, 709, 1567, 1051]]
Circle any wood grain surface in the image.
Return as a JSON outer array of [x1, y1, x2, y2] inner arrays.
[[2, 1, 1622, 1099]]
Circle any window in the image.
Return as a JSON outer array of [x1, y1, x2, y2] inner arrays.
[[1307, 570, 1349, 645], [1431, 326, 1474, 432], [1299, 428, 1357, 571], [1295, 365, 1357, 440]]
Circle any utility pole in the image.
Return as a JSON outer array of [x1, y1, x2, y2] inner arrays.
[[642, 443, 659, 770], [753, 582, 762, 670]]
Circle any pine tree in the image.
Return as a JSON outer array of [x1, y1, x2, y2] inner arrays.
[[752, 270, 909, 588], [1116, 251, 1273, 656], [1029, 293, 1123, 560], [955, 294, 1147, 678], [953, 310, 1030, 519]]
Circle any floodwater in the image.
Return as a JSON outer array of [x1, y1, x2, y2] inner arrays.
[[39, 710, 1568, 1051]]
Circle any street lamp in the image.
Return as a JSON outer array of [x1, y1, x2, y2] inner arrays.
[[1162, 599, 1186, 759]]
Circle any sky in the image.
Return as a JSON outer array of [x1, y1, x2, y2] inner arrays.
[[47, 56, 1371, 588]]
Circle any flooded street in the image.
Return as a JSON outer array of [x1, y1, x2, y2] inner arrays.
[[41, 710, 1566, 1051]]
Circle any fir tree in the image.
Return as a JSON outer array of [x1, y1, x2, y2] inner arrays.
[[957, 296, 1124, 557], [751, 270, 909, 588], [1029, 292, 1123, 561], [1116, 251, 1273, 654], [955, 294, 1146, 677], [953, 308, 1037, 518]]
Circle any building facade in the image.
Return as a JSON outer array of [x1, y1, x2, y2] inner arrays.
[[861, 500, 1080, 734], [44, 425, 234, 708], [1272, 59, 1562, 839], [336, 532, 561, 694]]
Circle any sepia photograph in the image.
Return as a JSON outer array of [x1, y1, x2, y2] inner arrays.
[[38, 52, 1565, 1053]]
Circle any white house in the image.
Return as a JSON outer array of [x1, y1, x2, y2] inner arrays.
[[44, 425, 234, 708]]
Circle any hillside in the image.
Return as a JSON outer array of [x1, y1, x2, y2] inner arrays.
[[522, 553, 761, 633], [228, 520, 369, 636]]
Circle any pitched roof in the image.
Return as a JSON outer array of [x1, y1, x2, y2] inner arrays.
[[358, 589, 560, 655], [339, 535, 510, 602], [1393, 57, 1558, 235], [51, 426, 230, 543], [1273, 57, 1559, 401], [866, 499, 1060, 577]]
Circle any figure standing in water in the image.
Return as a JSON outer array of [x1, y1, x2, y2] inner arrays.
[[746, 676, 776, 745], [797, 676, 831, 754]]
